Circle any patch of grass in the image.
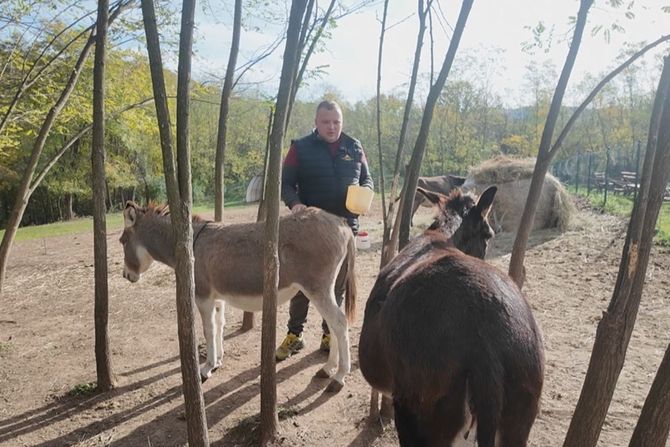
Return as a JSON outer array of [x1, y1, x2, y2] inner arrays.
[[578, 190, 634, 216], [1, 214, 125, 242], [0, 341, 12, 355], [656, 203, 670, 246], [576, 190, 670, 245], [69, 382, 97, 397], [223, 405, 298, 446], [0, 202, 247, 242]]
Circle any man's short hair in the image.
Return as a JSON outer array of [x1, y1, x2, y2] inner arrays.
[[316, 100, 342, 115]]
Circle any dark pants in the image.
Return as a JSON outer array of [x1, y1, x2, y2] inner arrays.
[[287, 252, 348, 336]]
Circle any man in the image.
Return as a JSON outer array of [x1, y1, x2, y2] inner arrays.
[[276, 99, 374, 361]]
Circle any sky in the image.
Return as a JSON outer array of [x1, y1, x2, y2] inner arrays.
[[190, 0, 670, 106]]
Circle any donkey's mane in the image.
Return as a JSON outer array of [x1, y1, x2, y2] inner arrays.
[[144, 202, 170, 216], [427, 188, 476, 233], [142, 202, 207, 222]]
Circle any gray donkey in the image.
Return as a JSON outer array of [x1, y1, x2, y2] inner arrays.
[[120, 202, 356, 392]]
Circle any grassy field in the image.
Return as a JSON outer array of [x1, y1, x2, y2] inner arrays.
[[3, 195, 669, 246], [578, 190, 670, 246], [0, 204, 218, 242]]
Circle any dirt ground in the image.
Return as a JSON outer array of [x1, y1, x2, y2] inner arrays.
[[1, 197, 669, 447]]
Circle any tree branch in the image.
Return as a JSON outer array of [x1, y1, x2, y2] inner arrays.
[[28, 98, 154, 193], [549, 34, 670, 159]]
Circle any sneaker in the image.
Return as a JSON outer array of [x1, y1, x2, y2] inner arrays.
[[275, 333, 305, 361], [320, 334, 331, 352]]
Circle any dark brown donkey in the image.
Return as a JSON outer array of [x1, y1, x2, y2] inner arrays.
[[359, 187, 544, 446], [120, 203, 356, 392]]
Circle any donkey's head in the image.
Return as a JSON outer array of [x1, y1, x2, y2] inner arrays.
[[119, 201, 169, 282], [418, 185, 497, 259]]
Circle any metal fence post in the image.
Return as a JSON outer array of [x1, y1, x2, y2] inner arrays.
[[587, 153, 593, 196], [634, 140, 641, 202], [575, 151, 581, 194], [604, 146, 611, 208]]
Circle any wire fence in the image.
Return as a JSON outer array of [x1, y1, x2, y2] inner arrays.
[[550, 141, 654, 207]]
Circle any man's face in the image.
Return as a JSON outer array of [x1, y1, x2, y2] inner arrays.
[[315, 107, 343, 143]]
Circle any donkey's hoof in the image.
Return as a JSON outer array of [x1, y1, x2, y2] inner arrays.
[[200, 365, 215, 382], [314, 368, 330, 379], [326, 379, 344, 393]]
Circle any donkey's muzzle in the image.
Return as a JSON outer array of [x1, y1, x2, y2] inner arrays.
[[122, 267, 140, 283]]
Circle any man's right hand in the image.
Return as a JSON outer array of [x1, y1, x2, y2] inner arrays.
[[291, 204, 307, 213]]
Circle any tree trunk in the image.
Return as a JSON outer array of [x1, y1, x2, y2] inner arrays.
[[64, 193, 75, 220], [398, 0, 474, 248], [284, 0, 336, 132], [508, 0, 593, 287], [0, 1, 130, 293], [141, 0, 209, 445], [214, 0, 241, 222], [91, 0, 115, 392], [260, 2, 307, 445], [369, 0, 390, 419], [563, 54, 670, 447], [628, 343, 670, 447], [246, 107, 275, 330], [383, 0, 431, 254], [0, 34, 95, 292]]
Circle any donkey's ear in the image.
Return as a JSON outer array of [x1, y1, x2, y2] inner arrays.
[[123, 203, 138, 228], [474, 186, 497, 218], [448, 175, 466, 187], [417, 187, 442, 205]]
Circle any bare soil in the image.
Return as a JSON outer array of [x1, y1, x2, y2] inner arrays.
[[1, 199, 669, 447]]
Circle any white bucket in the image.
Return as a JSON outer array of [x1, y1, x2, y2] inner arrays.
[[356, 231, 371, 250]]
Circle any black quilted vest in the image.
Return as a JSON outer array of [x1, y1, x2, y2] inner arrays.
[[293, 131, 363, 225]]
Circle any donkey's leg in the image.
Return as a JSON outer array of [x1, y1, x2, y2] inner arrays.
[[308, 291, 349, 392], [214, 300, 226, 365], [196, 297, 219, 379]]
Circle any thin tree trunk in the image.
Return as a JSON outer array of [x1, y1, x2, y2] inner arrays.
[[255, 106, 274, 223], [91, 0, 115, 392], [141, 0, 209, 445], [629, 343, 670, 447], [374, 0, 389, 248], [285, 0, 336, 132], [563, 54, 670, 447], [214, 0, 242, 222], [398, 0, 474, 248], [369, 0, 390, 419], [384, 0, 432, 254], [508, 0, 593, 287], [260, 2, 307, 444], [0, 1, 129, 293]]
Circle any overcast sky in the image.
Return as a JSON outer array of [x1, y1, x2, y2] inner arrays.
[[190, 0, 670, 106]]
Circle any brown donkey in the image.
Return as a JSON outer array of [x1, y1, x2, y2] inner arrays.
[[120, 203, 356, 392], [359, 187, 544, 446]]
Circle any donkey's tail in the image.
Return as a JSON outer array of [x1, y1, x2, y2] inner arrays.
[[468, 367, 503, 447], [344, 233, 357, 323]]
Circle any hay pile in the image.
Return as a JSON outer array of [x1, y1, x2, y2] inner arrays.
[[465, 156, 574, 233]]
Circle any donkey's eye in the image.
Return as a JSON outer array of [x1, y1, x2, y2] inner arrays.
[[119, 233, 128, 244]]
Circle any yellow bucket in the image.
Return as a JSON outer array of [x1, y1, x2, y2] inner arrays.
[[346, 185, 374, 215]]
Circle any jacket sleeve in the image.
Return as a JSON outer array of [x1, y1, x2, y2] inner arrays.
[[281, 144, 301, 208], [359, 149, 374, 190]]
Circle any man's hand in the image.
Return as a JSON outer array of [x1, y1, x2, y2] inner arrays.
[[291, 204, 307, 213]]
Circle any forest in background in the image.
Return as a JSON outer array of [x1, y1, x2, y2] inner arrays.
[[0, 0, 665, 227]]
